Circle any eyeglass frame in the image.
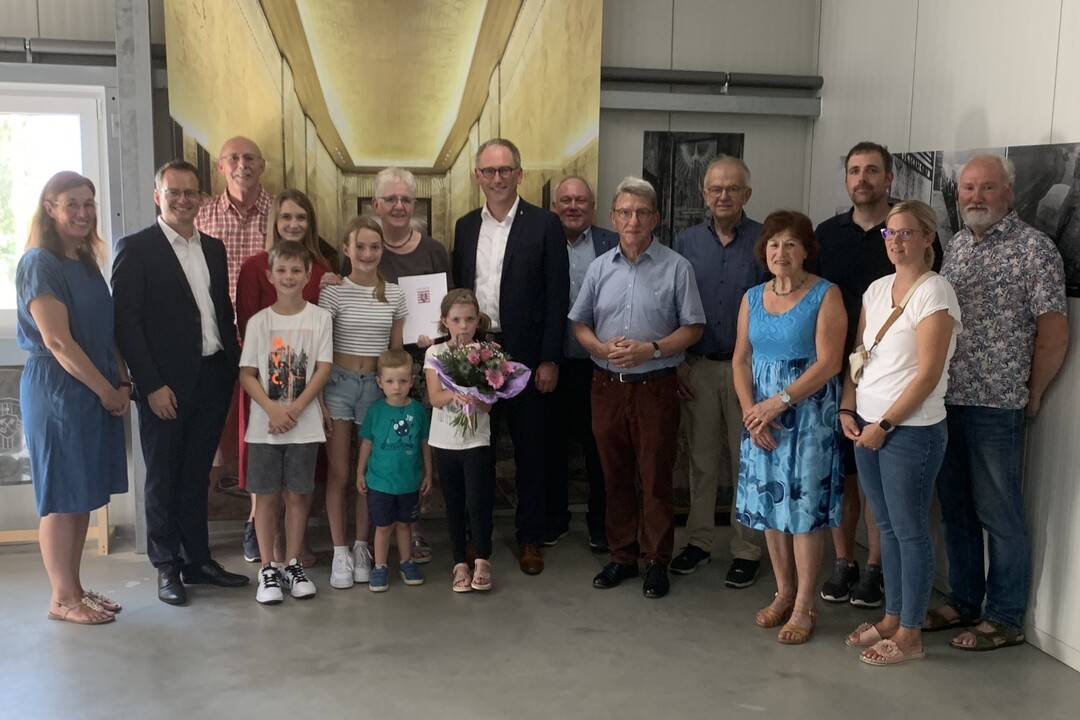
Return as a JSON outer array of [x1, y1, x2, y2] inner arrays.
[[476, 165, 520, 180], [612, 207, 657, 222], [375, 195, 416, 207], [880, 228, 927, 241]]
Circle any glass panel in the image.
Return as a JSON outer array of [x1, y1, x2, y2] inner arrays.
[[0, 112, 84, 311]]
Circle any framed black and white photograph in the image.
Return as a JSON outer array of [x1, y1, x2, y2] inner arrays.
[[889, 151, 934, 205], [642, 131, 744, 246], [1008, 142, 1080, 296]]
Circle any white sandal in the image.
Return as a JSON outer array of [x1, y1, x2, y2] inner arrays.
[[452, 563, 473, 593]]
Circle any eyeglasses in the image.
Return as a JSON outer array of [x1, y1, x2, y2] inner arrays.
[[52, 201, 97, 214], [220, 153, 263, 165], [160, 189, 201, 201], [613, 208, 656, 222], [880, 228, 925, 241], [705, 185, 745, 198], [377, 195, 416, 207], [477, 166, 518, 179]]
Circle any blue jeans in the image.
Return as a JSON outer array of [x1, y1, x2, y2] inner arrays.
[[855, 419, 946, 629], [937, 405, 1028, 630]]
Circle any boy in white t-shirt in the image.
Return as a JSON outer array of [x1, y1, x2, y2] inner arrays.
[[239, 242, 333, 605]]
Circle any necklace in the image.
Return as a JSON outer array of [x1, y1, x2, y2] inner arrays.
[[771, 273, 808, 297], [383, 229, 414, 250]]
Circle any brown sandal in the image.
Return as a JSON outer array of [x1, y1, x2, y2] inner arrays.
[[755, 593, 794, 628], [778, 606, 816, 645], [84, 590, 121, 614], [47, 597, 115, 625]]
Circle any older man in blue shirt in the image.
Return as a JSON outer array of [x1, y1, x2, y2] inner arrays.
[[570, 176, 705, 599], [671, 156, 768, 589]]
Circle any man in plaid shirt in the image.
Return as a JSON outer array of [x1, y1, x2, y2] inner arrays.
[[195, 136, 271, 302], [195, 136, 271, 561]]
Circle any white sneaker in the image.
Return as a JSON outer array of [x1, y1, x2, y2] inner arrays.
[[330, 550, 355, 589], [353, 543, 373, 583], [281, 559, 317, 599], [256, 564, 283, 605]]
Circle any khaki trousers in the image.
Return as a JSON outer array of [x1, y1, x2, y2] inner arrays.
[[681, 354, 763, 560]]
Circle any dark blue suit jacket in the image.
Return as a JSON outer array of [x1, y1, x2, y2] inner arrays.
[[112, 222, 240, 401], [452, 199, 570, 368], [590, 225, 619, 256]]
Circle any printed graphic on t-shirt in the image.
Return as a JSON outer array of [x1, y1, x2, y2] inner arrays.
[[380, 411, 420, 453], [267, 334, 311, 402]]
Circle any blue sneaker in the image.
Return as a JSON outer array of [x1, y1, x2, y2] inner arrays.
[[399, 560, 424, 586], [369, 564, 389, 593]]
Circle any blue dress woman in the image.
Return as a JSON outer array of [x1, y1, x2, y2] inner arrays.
[[732, 210, 846, 646], [16, 171, 130, 625]]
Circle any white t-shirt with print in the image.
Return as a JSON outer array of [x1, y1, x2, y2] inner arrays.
[[856, 274, 962, 426], [424, 342, 492, 450], [240, 303, 334, 444]]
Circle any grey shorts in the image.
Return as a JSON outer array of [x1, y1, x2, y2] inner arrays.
[[323, 366, 382, 425], [246, 442, 320, 495]]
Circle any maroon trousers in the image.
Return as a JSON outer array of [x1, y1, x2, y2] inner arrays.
[[591, 369, 680, 565]]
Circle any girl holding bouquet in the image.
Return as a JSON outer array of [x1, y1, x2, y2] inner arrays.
[[424, 289, 496, 592]]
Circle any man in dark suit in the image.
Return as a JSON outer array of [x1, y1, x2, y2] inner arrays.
[[452, 138, 570, 575], [545, 176, 618, 552], [113, 160, 248, 605]]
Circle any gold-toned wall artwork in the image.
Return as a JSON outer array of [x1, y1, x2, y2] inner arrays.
[[163, 0, 602, 253]]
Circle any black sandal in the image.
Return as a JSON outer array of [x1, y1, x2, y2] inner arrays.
[[950, 620, 1025, 651], [923, 602, 979, 632]]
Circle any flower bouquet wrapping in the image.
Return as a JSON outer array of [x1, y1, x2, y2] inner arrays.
[[429, 338, 532, 436]]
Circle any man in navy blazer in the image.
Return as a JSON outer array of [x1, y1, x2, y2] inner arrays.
[[452, 138, 570, 575], [113, 160, 248, 605], [545, 176, 618, 552]]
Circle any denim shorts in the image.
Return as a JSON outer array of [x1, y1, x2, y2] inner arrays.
[[323, 366, 382, 425], [367, 488, 420, 527], [246, 442, 320, 495]]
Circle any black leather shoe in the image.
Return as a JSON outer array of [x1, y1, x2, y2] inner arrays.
[[592, 561, 638, 589], [158, 570, 187, 606], [182, 559, 250, 587], [642, 562, 670, 599]]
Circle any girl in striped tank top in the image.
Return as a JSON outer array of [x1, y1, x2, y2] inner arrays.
[[319, 216, 408, 589]]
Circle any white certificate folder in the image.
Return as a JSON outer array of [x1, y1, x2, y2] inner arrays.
[[397, 273, 448, 344]]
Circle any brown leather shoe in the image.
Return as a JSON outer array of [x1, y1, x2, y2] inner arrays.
[[518, 543, 544, 575]]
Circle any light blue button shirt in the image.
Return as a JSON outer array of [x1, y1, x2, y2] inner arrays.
[[565, 227, 598, 359], [568, 239, 705, 372]]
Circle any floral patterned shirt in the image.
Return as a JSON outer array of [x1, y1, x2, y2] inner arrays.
[[941, 211, 1066, 409]]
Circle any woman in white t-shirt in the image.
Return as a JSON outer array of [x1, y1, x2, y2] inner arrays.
[[838, 200, 962, 667]]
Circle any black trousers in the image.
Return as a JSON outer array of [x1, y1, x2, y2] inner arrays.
[[546, 358, 606, 540], [490, 378, 548, 544], [139, 352, 232, 571], [436, 446, 495, 564]]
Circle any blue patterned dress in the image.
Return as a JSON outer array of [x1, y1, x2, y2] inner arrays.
[[736, 278, 842, 533]]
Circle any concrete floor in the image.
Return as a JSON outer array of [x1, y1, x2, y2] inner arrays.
[[1, 519, 1078, 720]]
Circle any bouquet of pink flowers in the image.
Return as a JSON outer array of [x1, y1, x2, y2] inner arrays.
[[429, 338, 531, 436]]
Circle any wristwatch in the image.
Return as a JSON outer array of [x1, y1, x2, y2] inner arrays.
[[878, 419, 895, 433], [652, 341, 662, 359], [779, 390, 792, 406]]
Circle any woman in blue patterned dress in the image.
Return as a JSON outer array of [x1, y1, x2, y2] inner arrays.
[[16, 172, 130, 625], [733, 210, 846, 644]]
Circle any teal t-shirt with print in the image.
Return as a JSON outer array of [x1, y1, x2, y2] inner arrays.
[[360, 398, 430, 494]]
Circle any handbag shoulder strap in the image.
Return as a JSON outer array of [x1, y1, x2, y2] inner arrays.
[[869, 271, 936, 347]]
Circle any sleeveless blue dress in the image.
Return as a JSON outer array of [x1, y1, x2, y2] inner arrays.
[[736, 278, 842, 534], [16, 248, 127, 516]]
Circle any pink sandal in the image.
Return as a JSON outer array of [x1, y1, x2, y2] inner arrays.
[[471, 559, 493, 592], [452, 563, 473, 593]]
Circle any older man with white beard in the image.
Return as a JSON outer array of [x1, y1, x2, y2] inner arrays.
[[926, 154, 1068, 652]]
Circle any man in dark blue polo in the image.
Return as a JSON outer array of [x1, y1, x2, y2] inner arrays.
[[570, 176, 704, 599], [671, 155, 768, 588], [544, 176, 619, 550]]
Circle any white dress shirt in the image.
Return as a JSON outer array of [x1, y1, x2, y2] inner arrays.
[[157, 217, 224, 356], [474, 195, 520, 332]]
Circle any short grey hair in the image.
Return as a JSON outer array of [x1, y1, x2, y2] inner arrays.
[[961, 154, 1016, 186], [475, 138, 521, 168], [611, 176, 657, 211], [704, 155, 752, 188], [553, 175, 595, 202], [374, 167, 417, 198]]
